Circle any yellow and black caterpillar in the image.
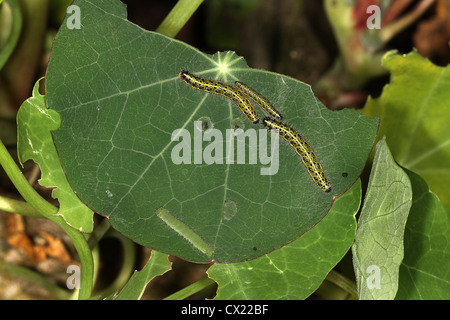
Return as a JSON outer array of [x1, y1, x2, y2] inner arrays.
[[179, 70, 260, 124], [235, 81, 282, 121], [262, 117, 332, 193], [179, 70, 331, 193]]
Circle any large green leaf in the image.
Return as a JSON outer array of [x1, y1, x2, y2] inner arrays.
[[352, 138, 412, 300], [396, 169, 450, 300], [363, 50, 450, 214], [46, 0, 378, 262], [208, 179, 361, 299], [17, 79, 94, 232]]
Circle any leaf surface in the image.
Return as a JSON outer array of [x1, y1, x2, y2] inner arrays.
[[17, 80, 94, 232], [352, 138, 412, 300], [108, 250, 171, 300], [46, 0, 378, 262], [363, 51, 450, 214], [208, 179, 361, 299], [396, 169, 450, 300]]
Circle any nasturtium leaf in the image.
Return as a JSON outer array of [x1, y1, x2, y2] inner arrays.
[[363, 50, 450, 214], [17, 79, 94, 232], [208, 179, 361, 300], [396, 169, 450, 300], [108, 250, 171, 300], [352, 138, 412, 300], [46, 0, 378, 262]]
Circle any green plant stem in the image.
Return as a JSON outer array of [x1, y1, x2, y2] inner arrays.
[[97, 233, 136, 298], [0, 0, 22, 70], [0, 259, 71, 299], [325, 270, 358, 299], [155, 0, 204, 38], [0, 194, 43, 218], [87, 217, 111, 249], [0, 141, 57, 216], [0, 139, 94, 299], [163, 276, 216, 300], [380, 0, 435, 44]]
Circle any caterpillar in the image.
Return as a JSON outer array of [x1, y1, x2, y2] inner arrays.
[[156, 207, 214, 257], [262, 117, 332, 193], [179, 70, 259, 124], [235, 81, 283, 120]]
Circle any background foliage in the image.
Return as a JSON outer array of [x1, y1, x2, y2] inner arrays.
[[0, 0, 448, 300]]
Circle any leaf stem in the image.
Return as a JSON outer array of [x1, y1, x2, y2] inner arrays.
[[0, 139, 58, 216], [380, 0, 436, 44], [0, 0, 22, 70], [0, 194, 43, 218], [87, 217, 111, 249], [325, 270, 358, 299], [0, 139, 94, 299], [155, 0, 204, 38], [0, 259, 72, 299], [97, 233, 136, 298], [163, 276, 216, 300]]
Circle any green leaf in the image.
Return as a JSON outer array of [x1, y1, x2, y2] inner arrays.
[[108, 250, 171, 300], [396, 169, 450, 300], [352, 138, 412, 300], [362, 50, 450, 214], [17, 79, 94, 232], [208, 179, 361, 299], [46, 0, 378, 262]]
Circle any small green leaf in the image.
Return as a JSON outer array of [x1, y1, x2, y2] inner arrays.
[[108, 250, 171, 300], [208, 179, 361, 299], [363, 50, 450, 214], [396, 169, 450, 300], [17, 79, 94, 232], [352, 138, 412, 300]]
